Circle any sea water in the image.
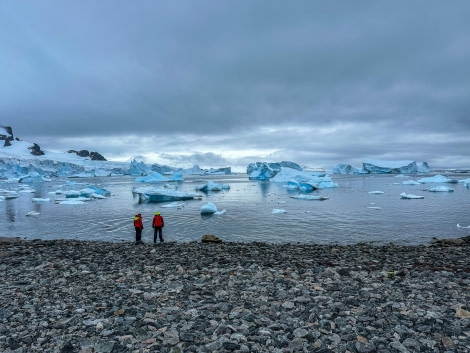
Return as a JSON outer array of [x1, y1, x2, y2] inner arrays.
[[1, 173, 469, 245]]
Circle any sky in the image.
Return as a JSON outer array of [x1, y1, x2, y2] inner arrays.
[[1, 1, 470, 172]]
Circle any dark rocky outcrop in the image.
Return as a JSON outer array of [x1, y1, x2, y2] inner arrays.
[[28, 143, 45, 156], [0, 125, 14, 147], [68, 150, 107, 161]]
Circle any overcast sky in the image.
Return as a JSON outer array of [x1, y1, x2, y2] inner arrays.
[[1, 1, 469, 171]]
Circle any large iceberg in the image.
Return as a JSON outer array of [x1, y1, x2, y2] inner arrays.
[[362, 159, 430, 174], [247, 161, 302, 180], [132, 187, 202, 203], [247, 162, 337, 189], [330, 159, 431, 174]]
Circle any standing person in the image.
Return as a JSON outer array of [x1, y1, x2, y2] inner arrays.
[[133, 213, 144, 244], [152, 211, 164, 243]]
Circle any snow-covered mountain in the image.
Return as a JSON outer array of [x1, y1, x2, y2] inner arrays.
[[0, 126, 231, 180]]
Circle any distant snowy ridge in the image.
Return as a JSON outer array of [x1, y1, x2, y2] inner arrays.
[[0, 132, 231, 180], [329, 159, 431, 174]]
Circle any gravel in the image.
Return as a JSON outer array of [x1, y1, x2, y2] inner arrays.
[[1, 239, 469, 352]]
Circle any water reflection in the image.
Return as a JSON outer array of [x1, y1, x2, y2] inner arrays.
[[258, 181, 271, 198]]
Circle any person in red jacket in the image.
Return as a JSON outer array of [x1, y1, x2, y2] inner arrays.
[[133, 213, 143, 243], [152, 211, 164, 243]]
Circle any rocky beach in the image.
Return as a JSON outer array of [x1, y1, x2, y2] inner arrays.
[[1, 238, 470, 353]]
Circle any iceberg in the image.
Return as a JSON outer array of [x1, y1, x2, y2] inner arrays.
[[417, 174, 459, 184], [425, 186, 454, 192], [400, 192, 424, 199], [290, 195, 329, 201], [161, 202, 185, 208], [368, 191, 384, 194], [25, 211, 41, 216], [362, 159, 430, 174], [458, 178, 470, 186], [271, 167, 338, 189], [200, 202, 218, 214], [330, 159, 431, 174], [0, 189, 19, 199], [328, 164, 364, 175], [135, 172, 171, 183], [195, 180, 230, 192], [133, 187, 202, 203], [272, 208, 287, 214], [402, 180, 421, 185], [32, 198, 50, 202], [247, 161, 302, 180]]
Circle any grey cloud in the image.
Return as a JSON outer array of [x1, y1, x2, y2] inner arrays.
[[1, 0, 470, 169]]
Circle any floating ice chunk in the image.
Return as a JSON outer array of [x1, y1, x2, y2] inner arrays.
[[400, 192, 424, 199], [457, 224, 470, 229], [19, 172, 52, 183], [195, 180, 230, 192], [135, 172, 171, 183], [458, 178, 470, 187], [417, 174, 458, 183], [0, 190, 19, 199], [79, 185, 111, 198], [214, 209, 226, 215], [57, 199, 86, 205], [32, 198, 50, 202], [161, 202, 185, 208], [290, 195, 329, 201], [25, 211, 41, 216], [368, 191, 384, 194], [367, 206, 382, 210], [200, 202, 218, 214], [133, 187, 201, 202], [425, 186, 454, 192], [402, 180, 420, 185], [272, 209, 287, 214]]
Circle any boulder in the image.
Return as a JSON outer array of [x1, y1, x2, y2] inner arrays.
[[201, 234, 222, 243]]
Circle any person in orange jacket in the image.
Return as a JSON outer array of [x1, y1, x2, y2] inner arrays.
[[133, 213, 144, 243], [152, 211, 164, 243]]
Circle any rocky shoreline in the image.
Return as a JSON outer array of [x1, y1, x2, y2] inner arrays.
[[1, 239, 470, 353]]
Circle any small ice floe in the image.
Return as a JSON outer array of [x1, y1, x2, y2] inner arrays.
[[290, 195, 329, 201], [25, 211, 41, 217], [367, 206, 382, 210], [161, 202, 185, 209], [272, 209, 287, 214], [32, 198, 50, 202], [402, 180, 420, 185], [417, 174, 458, 184], [425, 186, 454, 192], [368, 191, 384, 194], [57, 199, 86, 205], [0, 189, 19, 199], [457, 224, 470, 229], [200, 202, 218, 214], [278, 200, 287, 204], [400, 192, 424, 199]]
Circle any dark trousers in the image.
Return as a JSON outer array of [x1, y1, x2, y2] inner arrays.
[[153, 227, 163, 243], [135, 227, 142, 242]]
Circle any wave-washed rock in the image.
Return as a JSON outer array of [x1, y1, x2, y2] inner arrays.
[[1, 239, 469, 352]]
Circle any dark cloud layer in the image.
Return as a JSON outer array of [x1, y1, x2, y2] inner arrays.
[[1, 1, 469, 171]]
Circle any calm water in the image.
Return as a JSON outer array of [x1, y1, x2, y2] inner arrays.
[[1, 173, 469, 245]]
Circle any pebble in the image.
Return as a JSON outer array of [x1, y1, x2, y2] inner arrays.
[[1, 239, 470, 352]]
